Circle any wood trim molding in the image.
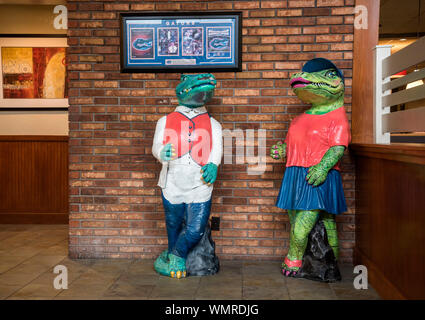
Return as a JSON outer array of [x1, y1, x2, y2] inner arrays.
[[350, 143, 425, 165], [0, 34, 67, 38], [0, 135, 68, 141], [0, 213, 68, 224]]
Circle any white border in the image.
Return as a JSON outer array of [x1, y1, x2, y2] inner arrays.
[[181, 27, 204, 57], [0, 37, 68, 108], [128, 27, 155, 60], [157, 27, 179, 57]]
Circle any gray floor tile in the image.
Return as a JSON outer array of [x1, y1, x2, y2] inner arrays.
[[103, 280, 154, 298], [0, 224, 382, 300], [243, 286, 290, 300]]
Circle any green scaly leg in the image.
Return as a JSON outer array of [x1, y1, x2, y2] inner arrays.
[[287, 209, 296, 226], [321, 212, 339, 260], [282, 209, 320, 277]]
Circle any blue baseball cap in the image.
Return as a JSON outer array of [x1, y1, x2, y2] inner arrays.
[[302, 58, 344, 84]]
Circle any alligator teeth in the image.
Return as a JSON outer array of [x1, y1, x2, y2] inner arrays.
[[313, 82, 329, 87]]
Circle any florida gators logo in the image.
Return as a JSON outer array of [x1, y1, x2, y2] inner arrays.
[[132, 38, 153, 52], [209, 38, 230, 51]]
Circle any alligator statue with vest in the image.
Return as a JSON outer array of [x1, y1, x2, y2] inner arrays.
[[270, 58, 351, 282], [152, 73, 222, 279]]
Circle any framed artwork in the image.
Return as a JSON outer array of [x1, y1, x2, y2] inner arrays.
[[0, 37, 68, 108], [120, 12, 242, 73]]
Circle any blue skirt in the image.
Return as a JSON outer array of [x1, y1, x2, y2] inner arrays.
[[276, 166, 347, 215]]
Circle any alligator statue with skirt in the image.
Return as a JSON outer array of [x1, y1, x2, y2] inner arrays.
[[270, 58, 351, 282]]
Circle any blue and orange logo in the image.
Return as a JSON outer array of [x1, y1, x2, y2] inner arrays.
[[132, 37, 153, 52], [209, 38, 230, 51]]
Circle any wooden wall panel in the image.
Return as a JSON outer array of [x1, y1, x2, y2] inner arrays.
[[0, 136, 68, 224], [352, 143, 425, 299], [352, 0, 380, 143]]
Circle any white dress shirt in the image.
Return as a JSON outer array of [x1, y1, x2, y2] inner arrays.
[[152, 105, 223, 204]]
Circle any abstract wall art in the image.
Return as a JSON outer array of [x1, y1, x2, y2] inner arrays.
[[0, 37, 68, 108]]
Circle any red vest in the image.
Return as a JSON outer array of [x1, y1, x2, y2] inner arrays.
[[163, 112, 212, 166]]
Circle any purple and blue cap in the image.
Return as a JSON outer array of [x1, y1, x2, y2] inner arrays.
[[302, 58, 345, 84]]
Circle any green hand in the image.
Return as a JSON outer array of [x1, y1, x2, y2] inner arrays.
[[201, 163, 218, 184], [306, 145, 345, 187], [160, 143, 175, 161], [306, 163, 328, 186], [270, 141, 286, 160]]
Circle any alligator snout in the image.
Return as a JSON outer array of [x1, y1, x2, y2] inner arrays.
[[196, 74, 217, 85]]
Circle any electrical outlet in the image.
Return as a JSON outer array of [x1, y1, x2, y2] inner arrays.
[[210, 216, 220, 231]]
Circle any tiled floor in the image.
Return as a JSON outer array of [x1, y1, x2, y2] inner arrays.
[[0, 225, 380, 300]]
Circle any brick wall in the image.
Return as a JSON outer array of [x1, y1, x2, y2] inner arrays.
[[68, 0, 356, 263]]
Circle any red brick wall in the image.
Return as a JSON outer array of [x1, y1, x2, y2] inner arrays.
[[68, 0, 355, 263]]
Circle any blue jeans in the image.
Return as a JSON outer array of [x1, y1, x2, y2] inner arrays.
[[162, 193, 212, 259]]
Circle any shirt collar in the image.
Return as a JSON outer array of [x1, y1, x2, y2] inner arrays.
[[175, 105, 207, 115]]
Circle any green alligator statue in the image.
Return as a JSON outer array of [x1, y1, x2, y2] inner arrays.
[[270, 58, 351, 280], [152, 73, 222, 279], [176, 74, 217, 108]]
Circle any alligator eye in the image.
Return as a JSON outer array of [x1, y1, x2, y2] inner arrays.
[[325, 70, 337, 78]]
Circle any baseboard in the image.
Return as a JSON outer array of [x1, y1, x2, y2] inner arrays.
[[0, 212, 68, 224], [354, 247, 406, 300]]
